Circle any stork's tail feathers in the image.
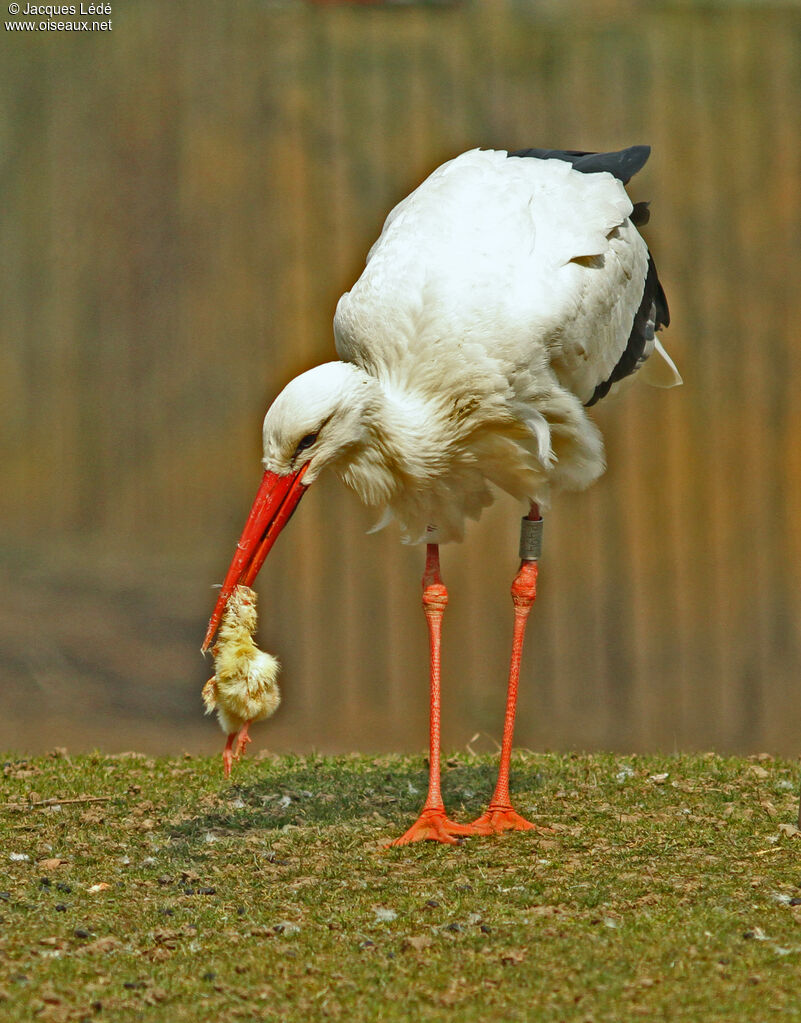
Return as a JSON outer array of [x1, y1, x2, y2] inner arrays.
[[639, 338, 682, 389]]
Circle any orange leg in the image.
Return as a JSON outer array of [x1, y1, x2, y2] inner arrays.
[[473, 508, 553, 836], [222, 733, 237, 778], [389, 544, 477, 846], [234, 721, 252, 760], [222, 722, 253, 777]]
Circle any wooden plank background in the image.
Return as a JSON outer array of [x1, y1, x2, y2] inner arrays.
[[1, 1, 800, 755]]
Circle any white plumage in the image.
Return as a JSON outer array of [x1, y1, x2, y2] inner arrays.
[[204, 144, 681, 838], [262, 147, 680, 544]]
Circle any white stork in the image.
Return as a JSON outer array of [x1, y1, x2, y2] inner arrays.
[[203, 145, 681, 845]]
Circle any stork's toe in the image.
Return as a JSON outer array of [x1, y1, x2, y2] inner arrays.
[[470, 804, 554, 836], [387, 808, 479, 847]]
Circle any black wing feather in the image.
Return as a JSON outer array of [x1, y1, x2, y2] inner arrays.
[[585, 254, 670, 407], [507, 145, 651, 184]]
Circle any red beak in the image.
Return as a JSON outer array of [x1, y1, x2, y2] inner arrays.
[[202, 464, 309, 652]]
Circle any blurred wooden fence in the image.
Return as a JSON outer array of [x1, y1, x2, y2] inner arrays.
[[1, 1, 801, 755]]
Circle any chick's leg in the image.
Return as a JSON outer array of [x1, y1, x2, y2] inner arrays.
[[234, 722, 252, 760], [221, 723, 253, 777], [223, 733, 237, 778]]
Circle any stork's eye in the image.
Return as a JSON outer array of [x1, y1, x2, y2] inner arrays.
[[295, 432, 318, 456]]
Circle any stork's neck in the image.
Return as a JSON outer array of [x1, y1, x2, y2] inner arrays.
[[336, 371, 450, 507]]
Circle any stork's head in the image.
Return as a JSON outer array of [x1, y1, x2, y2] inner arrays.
[[203, 362, 378, 650]]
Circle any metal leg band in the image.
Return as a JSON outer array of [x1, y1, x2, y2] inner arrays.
[[519, 516, 543, 561]]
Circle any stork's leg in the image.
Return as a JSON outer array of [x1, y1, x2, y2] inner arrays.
[[389, 544, 476, 846], [472, 507, 553, 835]]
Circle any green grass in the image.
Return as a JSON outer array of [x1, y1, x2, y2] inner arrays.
[[2, 750, 801, 1021]]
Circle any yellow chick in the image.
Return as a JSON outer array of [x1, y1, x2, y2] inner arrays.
[[202, 585, 280, 776]]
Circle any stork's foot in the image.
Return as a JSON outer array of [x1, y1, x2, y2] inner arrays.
[[470, 803, 553, 836], [388, 808, 477, 847]]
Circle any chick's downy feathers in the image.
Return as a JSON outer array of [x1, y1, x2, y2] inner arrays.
[[202, 585, 281, 738]]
